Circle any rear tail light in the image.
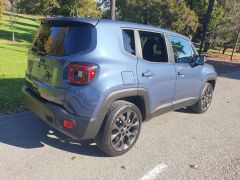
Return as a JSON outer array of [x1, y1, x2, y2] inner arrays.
[[68, 63, 97, 85], [63, 119, 75, 129]]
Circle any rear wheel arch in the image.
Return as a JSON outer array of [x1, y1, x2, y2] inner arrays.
[[95, 88, 150, 137], [117, 95, 147, 121]]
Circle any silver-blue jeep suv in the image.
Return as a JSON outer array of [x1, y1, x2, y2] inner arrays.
[[22, 17, 217, 156]]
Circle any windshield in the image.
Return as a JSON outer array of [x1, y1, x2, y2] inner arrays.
[[32, 25, 94, 56]]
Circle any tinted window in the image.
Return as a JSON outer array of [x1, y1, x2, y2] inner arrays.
[[170, 36, 193, 63], [32, 25, 94, 56], [139, 31, 168, 63], [122, 30, 135, 55]]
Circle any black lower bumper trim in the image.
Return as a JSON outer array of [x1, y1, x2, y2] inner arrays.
[[21, 86, 96, 140]]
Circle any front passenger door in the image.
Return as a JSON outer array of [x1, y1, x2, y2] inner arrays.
[[170, 36, 202, 109]]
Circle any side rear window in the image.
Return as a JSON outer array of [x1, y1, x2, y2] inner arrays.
[[139, 31, 168, 63], [122, 29, 135, 55], [170, 36, 193, 63]]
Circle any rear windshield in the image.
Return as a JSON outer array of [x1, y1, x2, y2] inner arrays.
[[32, 24, 94, 56]]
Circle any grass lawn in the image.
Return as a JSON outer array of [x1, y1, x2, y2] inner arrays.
[[208, 48, 240, 59], [0, 12, 39, 114], [195, 43, 240, 61]]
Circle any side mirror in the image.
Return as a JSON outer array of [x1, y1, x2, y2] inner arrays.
[[195, 55, 207, 65]]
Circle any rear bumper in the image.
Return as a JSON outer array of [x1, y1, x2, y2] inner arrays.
[[22, 86, 98, 140]]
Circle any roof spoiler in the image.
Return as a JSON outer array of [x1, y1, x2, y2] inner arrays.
[[39, 17, 99, 27]]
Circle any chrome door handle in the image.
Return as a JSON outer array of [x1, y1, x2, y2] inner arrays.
[[177, 72, 185, 76], [142, 71, 155, 77]]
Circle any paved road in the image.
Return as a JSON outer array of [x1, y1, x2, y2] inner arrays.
[[1, 72, 240, 180], [207, 60, 240, 74]]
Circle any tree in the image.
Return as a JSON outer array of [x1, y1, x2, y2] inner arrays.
[[0, 0, 4, 25], [55, 0, 72, 16], [199, 0, 215, 53], [7, 0, 17, 42], [17, 0, 45, 14], [42, 0, 60, 16], [188, 0, 194, 9], [214, 25, 236, 55], [116, 0, 198, 36], [17, 0, 102, 18], [0, 0, 4, 20], [97, 0, 111, 18], [186, 0, 225, 51], [9, 11, 17, 42], [228, 0, 240, 60], [213, 0, 240, 60], [99, 0, 199, 36], [231, 29, 240, 60], [69, 0, 102, 18], [110, 0, 116, 20]]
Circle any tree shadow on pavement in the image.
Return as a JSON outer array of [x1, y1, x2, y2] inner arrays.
[[0, 112, 107, 157], [218, 71, 240, 80], [207, 60, 240, 80]]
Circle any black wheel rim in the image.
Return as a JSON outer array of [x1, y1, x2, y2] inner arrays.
[[201, 85, 213, 111], [111, 110, 140, 151]]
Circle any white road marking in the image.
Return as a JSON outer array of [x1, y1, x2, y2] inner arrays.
[[139, 163, 168, 180]]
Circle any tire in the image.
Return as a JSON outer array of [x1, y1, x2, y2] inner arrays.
[[96, 100, 142, 156], [190, 82, 214, 114]]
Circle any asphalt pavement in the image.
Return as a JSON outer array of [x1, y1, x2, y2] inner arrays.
[[0, 71, 240, 180]]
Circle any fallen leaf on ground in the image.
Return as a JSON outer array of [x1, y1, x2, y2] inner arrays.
[[190, 164, 199, 169], [121, 165, 128, 170]]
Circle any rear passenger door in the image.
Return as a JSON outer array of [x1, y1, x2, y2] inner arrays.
[[136, 30, 176, 114], [170, 36, 202, 109]]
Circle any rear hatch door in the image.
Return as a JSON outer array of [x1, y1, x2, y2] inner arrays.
[[26, 18, 98, 104]]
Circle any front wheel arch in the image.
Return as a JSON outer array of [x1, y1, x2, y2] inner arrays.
[[207, 79, 216, 90], [199, 77, 216, 97], [190, 82, 214, 113]]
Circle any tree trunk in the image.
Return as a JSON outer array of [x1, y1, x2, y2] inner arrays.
[[203, 42, 211, 52], [111, 0, 116, 20], [222, 46, 227, 54], [188, 0, 194, 9], [199, 0, 215, 53], [231, 28, 240, 61]]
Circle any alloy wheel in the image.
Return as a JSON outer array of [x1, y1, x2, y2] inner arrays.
[[111, 110, 140, 151], [201, 85, 213, 111]]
